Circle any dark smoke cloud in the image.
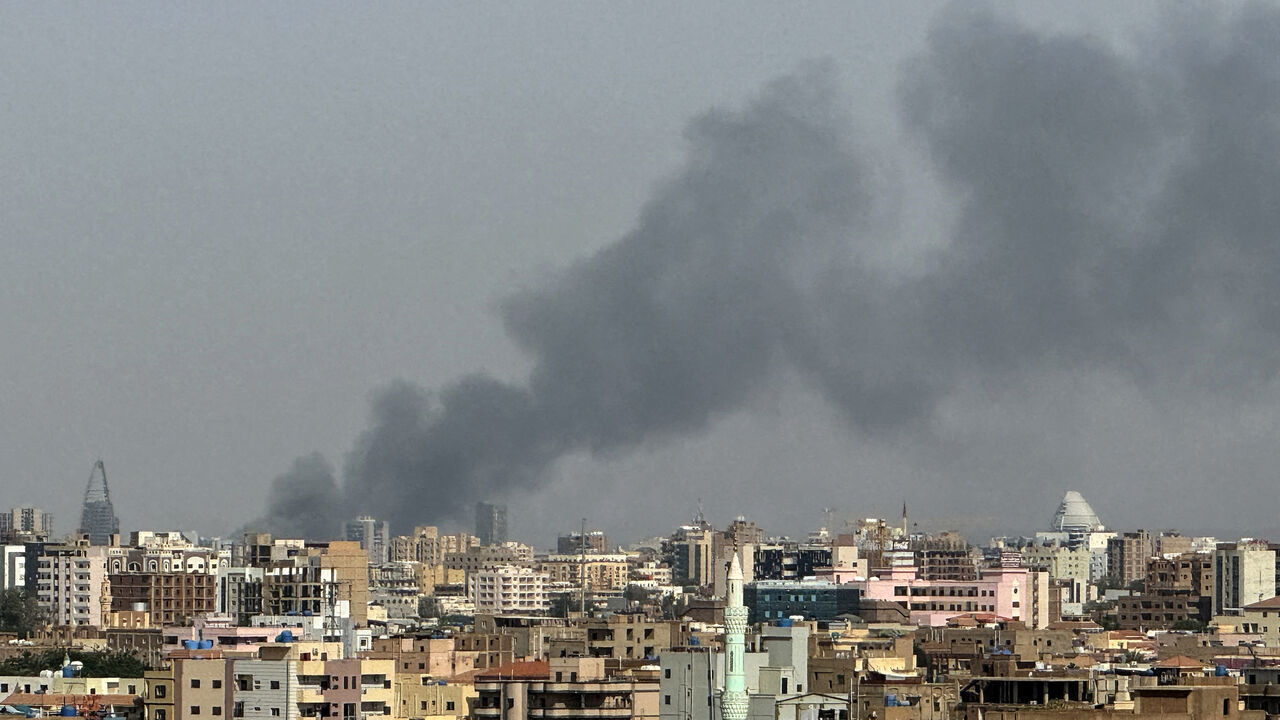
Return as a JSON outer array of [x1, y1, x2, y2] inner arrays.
[[254, 453, 342, 539], [259, 3, 1280, 537]]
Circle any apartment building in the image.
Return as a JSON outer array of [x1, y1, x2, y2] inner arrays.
[[1107, 531, 1155, 586], [109, 571, 217, 626], [1213, 542, 1276, 614], [539, 555, 630, 592], [860, 564, 1052, 628], [470, 566, 550, 615], [262, 542, 369, 627], [474, 657, 658, 720], [36, 541, 109, 627], [389, 528, 478, 566]]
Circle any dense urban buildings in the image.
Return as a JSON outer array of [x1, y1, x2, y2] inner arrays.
[[3, 485, 1280, 720]]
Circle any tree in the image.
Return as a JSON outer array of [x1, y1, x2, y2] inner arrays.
[[548, 592, 577, 618], [624, 584, 652, 605], [0, 589, 46, 638], [0, 649, 145, 678], [418, 596, 442, 619]]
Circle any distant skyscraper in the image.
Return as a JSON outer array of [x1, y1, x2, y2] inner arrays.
[[475, 502, 507, 546], [0, 506, 53, 541], [78, 460, 120, 546], [345, 515, 390, 564], [1051, 491, 1104, 533]]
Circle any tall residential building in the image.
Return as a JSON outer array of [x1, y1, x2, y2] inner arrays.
[[261, 541, 370, 627], [78, 460, 120, 546], [469, 566, 549, 615], [108, 569, 217, 626], [665, 524, 715, 587], [35, 541, 109, 627], [1214, 541, 1276, 614], [390, 526, 478, 564], [344, 516, 390, 564], [475, 503, 508, 546], [0, 506, 53, 542], [1107, 530, 1155, 585]]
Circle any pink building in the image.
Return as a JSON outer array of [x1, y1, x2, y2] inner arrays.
[[858, 565, 1049, 628]]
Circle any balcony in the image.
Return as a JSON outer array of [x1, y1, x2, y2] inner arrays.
[[528, 708, 634, 718]]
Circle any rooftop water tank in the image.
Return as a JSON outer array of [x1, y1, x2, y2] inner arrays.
[[59, 705, 78, 717]]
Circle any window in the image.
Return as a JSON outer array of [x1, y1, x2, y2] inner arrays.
[[192, 680, 201, 689], [270, 681, 280, 690], [420, 703, 427, 711], [665, 696, 671, 706], [213, 680, 222, 689], [156, 711, 167, 720], [271, 709, 281, 717], [445, 702, 455, 711], [156, 686, 168, 699], [191, 707, 201, 715], [213, 709, 222, 717]]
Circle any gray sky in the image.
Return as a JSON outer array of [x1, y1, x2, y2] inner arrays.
[[9, 1, 1278, 548]]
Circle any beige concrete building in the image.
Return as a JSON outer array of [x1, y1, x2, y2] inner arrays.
[[262, 541, 370, 627], [36, 541, 109, 627], [474, 657, 659, 720], [1238, 595, 1280, 647], [397, 676, 474, 720], [539, 555, 630, 592]]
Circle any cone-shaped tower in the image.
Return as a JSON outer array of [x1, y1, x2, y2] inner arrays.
[[720, 552, 748, 720], [78, 460, 119, 545]]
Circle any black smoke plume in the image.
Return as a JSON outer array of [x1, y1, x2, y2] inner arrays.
[[258, 3, 1280, 537]]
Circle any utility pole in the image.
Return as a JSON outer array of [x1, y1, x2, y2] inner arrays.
[[580, 517, 588, 615]]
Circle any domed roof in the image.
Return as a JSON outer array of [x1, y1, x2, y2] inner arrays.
[[1051, 491, 1104, 532]]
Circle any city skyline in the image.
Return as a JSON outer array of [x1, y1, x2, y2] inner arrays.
[[5, 2, 1280, 545]]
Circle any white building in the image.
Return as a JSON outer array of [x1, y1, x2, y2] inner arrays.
[[469, 565, 549, 614], [1214, 541, 1276, 615], [36, 542, 109, 627], [2, 546, 26, 590]]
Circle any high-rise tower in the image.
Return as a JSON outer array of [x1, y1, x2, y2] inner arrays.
[[474, 502, 508, 546], [78, 460, 120, 545], [721, 552, 747, 720]]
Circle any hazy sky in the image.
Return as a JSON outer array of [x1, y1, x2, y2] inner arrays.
[[8, 1, 1279, 548]]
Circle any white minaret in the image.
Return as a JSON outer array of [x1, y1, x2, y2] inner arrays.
[[721, 551, 748, 720]]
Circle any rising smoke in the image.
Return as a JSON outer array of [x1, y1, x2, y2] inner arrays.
[[256, 3, 1280, 538]]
